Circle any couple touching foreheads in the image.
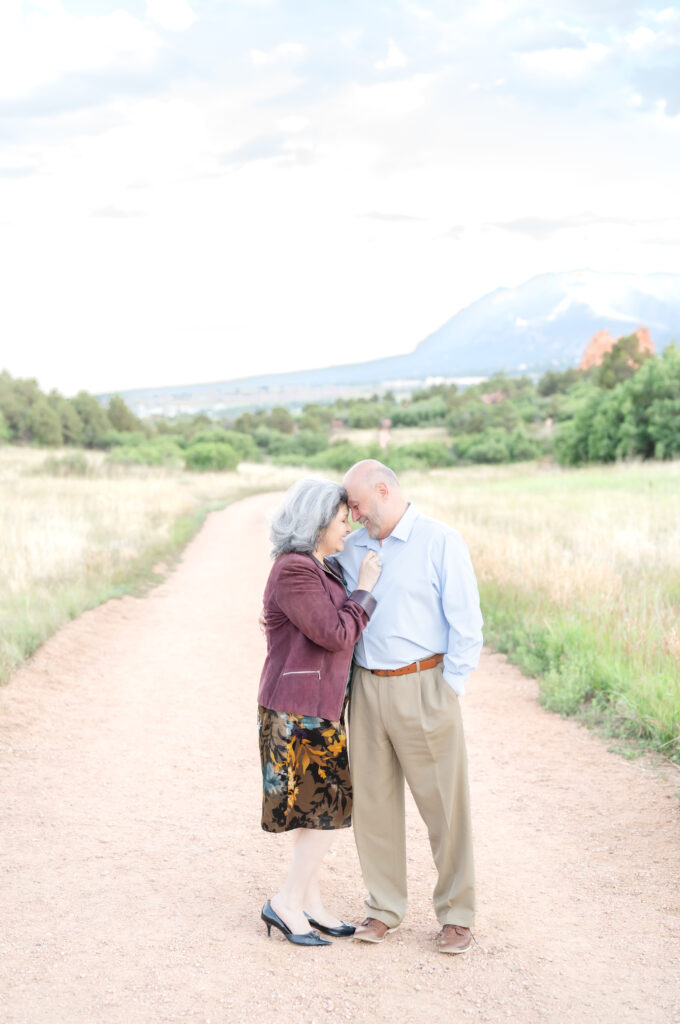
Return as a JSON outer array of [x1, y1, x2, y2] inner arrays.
[[257, 459, 483, 954]]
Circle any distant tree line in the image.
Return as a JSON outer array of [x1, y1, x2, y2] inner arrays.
[[1, 332, 679, 471]]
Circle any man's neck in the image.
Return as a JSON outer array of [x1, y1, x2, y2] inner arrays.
[[378, 500, 409, 541]]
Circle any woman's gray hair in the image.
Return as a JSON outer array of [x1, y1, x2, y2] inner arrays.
[[270, 477, 348, 558]]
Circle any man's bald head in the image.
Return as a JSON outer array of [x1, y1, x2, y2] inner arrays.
[[342, 459, 407, 540], [343, 459, 399, 491]]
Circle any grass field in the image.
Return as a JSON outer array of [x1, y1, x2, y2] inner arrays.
[[3, 447, 679, 762], [0, 447, 300, 685], [402, 461, 680, 762]]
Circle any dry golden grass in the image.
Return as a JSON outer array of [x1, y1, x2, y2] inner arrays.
[[3, 448, 679, 756], [0, 448, 301, 682], [401, 461, 680, 755], [402, 461, 680, 616], [330, 425, 449, 446]]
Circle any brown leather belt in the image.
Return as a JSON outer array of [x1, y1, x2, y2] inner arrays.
[[369, 654, 444, 677]]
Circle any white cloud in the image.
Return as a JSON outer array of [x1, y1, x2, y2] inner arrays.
[[146, 0, 196, 33], [344, 73, 434, 122], [403, 3, 435, 20], [338, 29, 363, 49], [276, 115, 310, 133], [517, 42, 609, 78], [626, 26, 657, 50], [376, 40, 407, 71], [654, 8, 680, 24], [0, 2, 161, 101], [250, 42, 306, 66], [1, 1, 679, 394], [470, 0, 525, 26]]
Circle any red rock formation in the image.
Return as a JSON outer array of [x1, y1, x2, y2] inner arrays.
[[579, 326, 654, 370]]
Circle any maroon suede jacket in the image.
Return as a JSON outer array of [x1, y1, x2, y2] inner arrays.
[[257, 552, 376, 721]]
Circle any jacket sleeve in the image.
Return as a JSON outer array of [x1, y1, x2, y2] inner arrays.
[[275, 559, 375, 652]]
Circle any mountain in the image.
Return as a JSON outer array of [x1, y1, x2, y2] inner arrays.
[[407, 269, 679, 377], [104, 270, 680, 416]]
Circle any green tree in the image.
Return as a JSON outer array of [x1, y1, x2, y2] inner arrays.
[[537, 368, 581, 396], [0, 371, 42, 440], [455, 429, 511, 464], [588, 389, 631, 462], [108, 394, 143, 433], [553, 385, 602, 466], [47, 392, 84, 445], [446, 400, 488, 435], [649, 397, 680, 458], [508, 426, 542, 461], [27, 398, 63, 446], [233, 411, 259, 433], [595, 332, 651, 389], [621, 343, 680, 458], [347, 404, 383, 428], [298, 403, 333, 433], [71, 392, 112, 447], [266, 406, 295, 434]]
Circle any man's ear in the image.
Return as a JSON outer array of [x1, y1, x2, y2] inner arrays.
[[375, 481, 389, 499]]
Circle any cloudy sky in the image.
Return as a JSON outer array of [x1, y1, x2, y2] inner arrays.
[[1, 0, 679, 395]]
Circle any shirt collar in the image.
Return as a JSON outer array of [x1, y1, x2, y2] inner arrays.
[[390, 501, 418, 541], [353, 501, 418, 546]]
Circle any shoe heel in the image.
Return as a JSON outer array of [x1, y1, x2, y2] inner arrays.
[[265, 922, 272, 937]]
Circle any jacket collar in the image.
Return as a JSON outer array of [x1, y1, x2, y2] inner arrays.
[[322, 555, 348, 587]]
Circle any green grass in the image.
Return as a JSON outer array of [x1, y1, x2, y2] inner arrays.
[[404, 460, 680, 763], [0, 502, 223, 684], [4, 449, 680, 766]]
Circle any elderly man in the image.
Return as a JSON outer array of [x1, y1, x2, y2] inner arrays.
[[335, 459, 483, 954]]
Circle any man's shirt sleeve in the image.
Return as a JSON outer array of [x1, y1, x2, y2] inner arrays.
[[438, 530, 484, 694]]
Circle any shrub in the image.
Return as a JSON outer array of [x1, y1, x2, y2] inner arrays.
[[190, 428, 259, 461], [347, 405, 383, 429], [38, 452, 92, 476], [387, 441, 454, 471], [390, 397, 447, 427], [537, 368, 581, 396], [304, 442, 382, 472], [224, 431, 260, 461], [264, 430, 330, 459], [184, 441, 239, 472], [507, 427, 543, 461], [109, 439, 184, 467], [446, 402, 489, 435], [97, 429, 147, 449]]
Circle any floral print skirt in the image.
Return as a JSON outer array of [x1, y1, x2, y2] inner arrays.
[[257, 703, 352, 832]]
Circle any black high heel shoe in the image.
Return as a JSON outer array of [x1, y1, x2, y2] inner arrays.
[[261, 901, 332, 946], [305, 913, 356, 938]]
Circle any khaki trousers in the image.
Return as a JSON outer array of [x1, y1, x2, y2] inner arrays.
[[349, 664, 475, 928]]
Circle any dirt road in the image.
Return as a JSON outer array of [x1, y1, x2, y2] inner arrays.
[[1, 493, 679, 1023]]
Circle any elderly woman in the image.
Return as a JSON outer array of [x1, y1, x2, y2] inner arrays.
[[258, 477, 381, 947]]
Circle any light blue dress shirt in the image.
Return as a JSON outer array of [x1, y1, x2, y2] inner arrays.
[[335, 503, 483, 694]]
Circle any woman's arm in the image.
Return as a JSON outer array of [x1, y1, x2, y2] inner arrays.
[[275, 558, 375, 652]]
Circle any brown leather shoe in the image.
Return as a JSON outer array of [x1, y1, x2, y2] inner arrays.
[[436, 924, 472, 954], [352, 917, 399, 943]]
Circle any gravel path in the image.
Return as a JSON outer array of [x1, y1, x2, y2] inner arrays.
[[1, 493, 679, 1024]]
